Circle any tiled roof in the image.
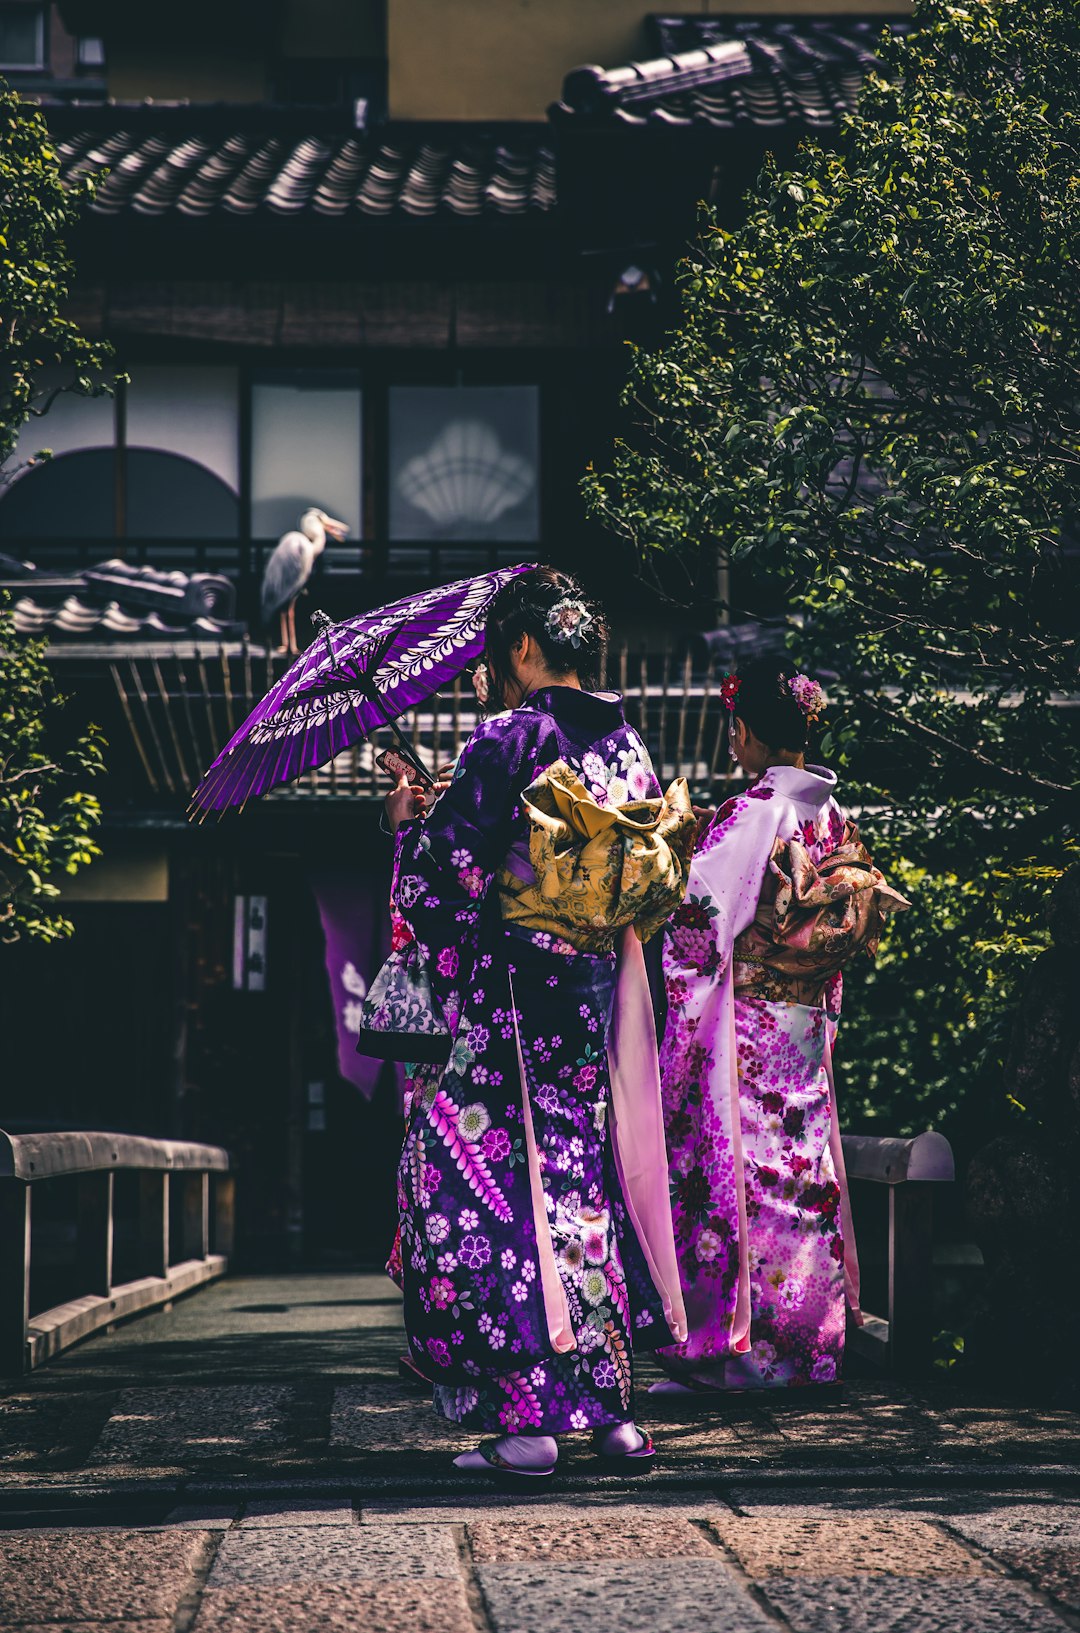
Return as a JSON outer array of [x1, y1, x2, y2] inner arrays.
[[1, 557, 245, 641], [54, 120, 557, 220], [553, 14, 906, 131]]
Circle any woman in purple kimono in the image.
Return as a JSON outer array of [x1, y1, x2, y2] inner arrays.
[[383, 568, 691, 1481], [656, 659, 909, 1394]]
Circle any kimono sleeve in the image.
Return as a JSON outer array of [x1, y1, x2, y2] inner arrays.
[[665, 789, 781, 982], [391, 712, 546, 1014]]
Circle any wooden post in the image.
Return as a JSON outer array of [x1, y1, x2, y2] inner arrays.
[[138, 1172, 170, 1277], [889, 1181, 935, 1371], [76, 1172, 114, 1299], [0, 1182, 30, 1376], [181, 1172, 209, 1261], [213, 1174, 236, 1260]]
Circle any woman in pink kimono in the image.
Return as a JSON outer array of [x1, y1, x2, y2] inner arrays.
[[656, 658, 909, 1393]]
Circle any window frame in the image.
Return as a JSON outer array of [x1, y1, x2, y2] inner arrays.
[[0, 3, 45, 71], [0, 349, 558, 602]]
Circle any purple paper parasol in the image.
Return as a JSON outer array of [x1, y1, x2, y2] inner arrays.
[[190, 564, 532, 814]]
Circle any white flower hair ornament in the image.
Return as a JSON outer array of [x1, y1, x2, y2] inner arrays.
[[471, 662, 490, 707], [788, 672, 827, 723], [545, 596, 595, 649]]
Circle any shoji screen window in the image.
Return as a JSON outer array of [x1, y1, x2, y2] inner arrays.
[[251, 373, 362, 575]]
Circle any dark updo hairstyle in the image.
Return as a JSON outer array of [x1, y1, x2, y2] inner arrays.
[[729, 656, 810, 754], [484, 566, 608, 705]]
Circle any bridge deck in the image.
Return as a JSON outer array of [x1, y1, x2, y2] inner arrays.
[[1, 1272, 1078, 1631]]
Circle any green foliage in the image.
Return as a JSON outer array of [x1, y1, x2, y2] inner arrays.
[[0, 596, 105, 941], [0, 77, 113, 472], [0, 78, 111, 938], [587, 0, 1080, 1142], [837, 850, 1072, 1140]]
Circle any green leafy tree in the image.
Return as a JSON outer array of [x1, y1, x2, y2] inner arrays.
[[0, 79, 111, 939], [0, 606, 105, 942], [1, 81, 111, 467], [586, 0, 1080, 1142]]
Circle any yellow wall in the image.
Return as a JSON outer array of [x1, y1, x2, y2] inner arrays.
[[389, 0, 911, 121], [58, 850, 169, 903]]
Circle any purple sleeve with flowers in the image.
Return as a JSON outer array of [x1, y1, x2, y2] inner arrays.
[[392, 712, 551, 1020], [664, 789, 778, 985]]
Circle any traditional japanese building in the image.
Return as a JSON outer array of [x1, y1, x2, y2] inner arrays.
[[0, 0, 907, 1263]]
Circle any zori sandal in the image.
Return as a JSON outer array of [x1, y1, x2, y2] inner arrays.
[[593, 1426, 657, 1473]]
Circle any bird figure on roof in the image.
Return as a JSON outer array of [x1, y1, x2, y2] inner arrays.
[[261, 508, 349, 655]]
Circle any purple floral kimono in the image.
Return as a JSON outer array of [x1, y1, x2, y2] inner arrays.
[[658, 764, 908, 1390], [390, 686, 686, 1435]]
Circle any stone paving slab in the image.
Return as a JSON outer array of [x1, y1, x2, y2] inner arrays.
[[329, 1384, 463, 1455], [709, 1507, 987, 1578], [944, 1501, 1080, 1548], [194, 1582, 475, 1633], [727, 1482, 1074, 1512], [759, 1574, 1070, 1632], [158, 1504, 238, 1530], [3, 1622, 174, 1632], [90, 1388, 289, 1465], [468, 1514, 715, 1562], [0, 1530, 211, 1623], [995, 1544, 1080, 1614], [207, 1523, 461, 1586], [476, 1559, 775, 1633], [360, 1489, 728, 1523], [0, 1397, 101, 1471], [238, 1500, 355, 1527]]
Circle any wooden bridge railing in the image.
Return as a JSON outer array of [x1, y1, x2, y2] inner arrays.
[[0, 1127, 951, 1376], [0, 1129, 233, 1376], [842, 1131, 956, 1372]]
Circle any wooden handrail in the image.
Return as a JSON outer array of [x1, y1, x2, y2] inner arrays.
[[0, 1129, 230, 1181], [0, 1128, 234, 1377], [841, 1131, 955, 1186]]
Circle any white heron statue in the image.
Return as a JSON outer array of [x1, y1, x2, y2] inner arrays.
[[261, 508, 349, 654]]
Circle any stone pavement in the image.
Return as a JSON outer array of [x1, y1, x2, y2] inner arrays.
[[1, 1272, 1079, 1630], [5, 1489, 1080, 1632]]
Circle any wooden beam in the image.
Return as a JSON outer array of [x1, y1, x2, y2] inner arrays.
[[0, 1183, 30, 1377], [26, 1256, 228, 1370]]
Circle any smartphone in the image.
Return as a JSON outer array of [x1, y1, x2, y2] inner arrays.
[[376, 748, 433, 790]]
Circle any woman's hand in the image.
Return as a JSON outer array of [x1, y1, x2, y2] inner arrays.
[[385, 771, 425, 835], [693, 804, 715, 845], [427, 762, 456, 805]]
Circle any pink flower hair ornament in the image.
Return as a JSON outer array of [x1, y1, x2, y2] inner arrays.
[[788, 672, 827, 723], [720, 672, 741, 713]]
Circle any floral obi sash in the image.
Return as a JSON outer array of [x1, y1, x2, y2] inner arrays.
[[732, 820, 911, 1007], [496, 761, 697, 955]]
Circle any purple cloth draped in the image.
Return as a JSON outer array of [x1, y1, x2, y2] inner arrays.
[[310, 871, 395, 1100]]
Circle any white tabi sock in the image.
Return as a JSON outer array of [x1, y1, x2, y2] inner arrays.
[[454, 1433, 558, 1472], [497, 1433, 558, 1469], [594, 1421, 646, 1457]]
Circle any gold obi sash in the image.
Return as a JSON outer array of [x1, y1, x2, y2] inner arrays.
[[496, 760, 697, 954], [732, 820, 911, 1005]]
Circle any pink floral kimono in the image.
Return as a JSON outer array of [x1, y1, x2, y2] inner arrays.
[[658, 764, 909, 1389]]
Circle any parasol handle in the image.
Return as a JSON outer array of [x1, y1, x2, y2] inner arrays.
[[309, 609, 434, 784]]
